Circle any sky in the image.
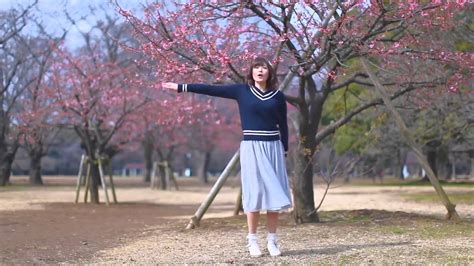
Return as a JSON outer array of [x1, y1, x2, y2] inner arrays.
[[0, 0, 144, 49]]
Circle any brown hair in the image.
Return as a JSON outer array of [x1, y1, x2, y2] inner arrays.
[[246, 57, 278, 90]]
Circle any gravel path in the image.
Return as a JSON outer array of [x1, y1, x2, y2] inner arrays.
[[83, 211, 474, 264], [1, 177, 473, 264]]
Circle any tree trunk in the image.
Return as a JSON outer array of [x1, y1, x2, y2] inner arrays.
[[469, 150, 474, 178], [158, 163, 167, 190], [28, 150, 43, 185], [0, 157, 14, 186], [77, 133, 102, 204], [0, 144, 18, 186], [422, 148, 438, 181], [438, 146, 451, 180], [89, 160, 101, 204], [397, 148, 407, 179], [143, 139, 153, 183], [292, 76, 324, 223], [197, 151, 211, 184], [451, 153, 456, 179], [293, 122, 319, 223], [293, 151, 319, 223]]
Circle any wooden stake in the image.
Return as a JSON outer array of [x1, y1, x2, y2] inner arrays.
[[98, 157, 110, 206], [151, 161, 158, 189], [164, 161, 170, 190], [233, 186, 243, 216], [163, 161, 179, 190], [84, 159, 91, 203], [186, 150, 240, 229], [108, 163, 117, 203], [171, 171, 179, 191], [361, 57, 460, 221], [75, 155, 86, 204]]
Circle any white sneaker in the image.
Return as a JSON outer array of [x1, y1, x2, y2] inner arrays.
[[267, 234, 282, 256], [247, 234, 262, 257]]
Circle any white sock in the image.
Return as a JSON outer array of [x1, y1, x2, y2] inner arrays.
[[247, 233, 258, 241], [267, 233, 277, 241]]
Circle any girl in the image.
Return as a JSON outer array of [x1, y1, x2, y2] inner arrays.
[[162, 57, 292, 257]]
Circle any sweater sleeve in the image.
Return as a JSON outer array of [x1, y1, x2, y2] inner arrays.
[[278, 92, 289, 153], [178, 83, 241, 100]]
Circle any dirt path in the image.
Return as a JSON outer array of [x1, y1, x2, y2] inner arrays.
[[0, 176, 472, 264], [85, 212, 474, 265]]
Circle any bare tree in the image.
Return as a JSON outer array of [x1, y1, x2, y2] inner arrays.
[[0, 3, 38, 185]]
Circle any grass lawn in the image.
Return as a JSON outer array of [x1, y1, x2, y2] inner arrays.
[[402, 191, 474, 205], [346, 178, 474, 188]]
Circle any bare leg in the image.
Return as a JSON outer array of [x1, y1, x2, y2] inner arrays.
[[266, 211, 279, 233], [247, 211, 260, 234]]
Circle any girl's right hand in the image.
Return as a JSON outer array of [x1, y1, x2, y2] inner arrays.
[[161, 82, 178, 92]]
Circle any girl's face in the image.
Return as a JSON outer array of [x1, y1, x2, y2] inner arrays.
[[252, 64, 269, 84]]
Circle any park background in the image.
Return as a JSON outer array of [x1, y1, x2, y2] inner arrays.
[[0, 0, 473, 264]]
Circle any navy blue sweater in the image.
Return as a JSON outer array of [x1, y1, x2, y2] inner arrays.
[[178, 83, 288, 152]]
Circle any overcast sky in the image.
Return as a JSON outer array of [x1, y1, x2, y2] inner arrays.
[[0, 0, 143, 49]]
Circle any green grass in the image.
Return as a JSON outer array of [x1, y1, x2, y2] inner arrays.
[[348, 213, 371, 222], [347, 178, 474, 188], [0, 183, 73, 192], [318, 210, 474, 240], [417, 221, 474, 239], [402, 192, 474, 205], [317, 210, 373, 225], [376, 219, 474, 239], [446, 254, 473, 264], [0, 183, 35, 191], [387, 226, 407, 235], [388, 180, 474, 188], [338, 255, 354, 265]]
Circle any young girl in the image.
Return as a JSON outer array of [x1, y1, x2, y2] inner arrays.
[[162, 57, 292, 257]]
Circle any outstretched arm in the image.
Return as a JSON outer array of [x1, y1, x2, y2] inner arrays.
[[162, 82, 179, 91], [162, 82, 241, 100]]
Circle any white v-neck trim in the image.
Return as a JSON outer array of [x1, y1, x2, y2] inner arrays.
[[249, 85, 278, 101]]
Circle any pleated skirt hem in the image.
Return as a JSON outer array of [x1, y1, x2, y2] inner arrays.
[[240, 140, 292, 213]]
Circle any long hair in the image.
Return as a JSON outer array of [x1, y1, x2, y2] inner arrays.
[[246, 57, 278, 91]]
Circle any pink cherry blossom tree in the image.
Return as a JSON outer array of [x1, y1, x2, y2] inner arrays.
[[50, 16, 150, 203], [118, 1, 471, 222], [15, 32, 64, 185], [129, 92, 226, 188]]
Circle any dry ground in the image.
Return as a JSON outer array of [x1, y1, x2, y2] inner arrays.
[[0, 176, 473, 264]]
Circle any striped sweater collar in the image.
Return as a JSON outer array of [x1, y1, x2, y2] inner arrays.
[[249, 85, 278, 101]]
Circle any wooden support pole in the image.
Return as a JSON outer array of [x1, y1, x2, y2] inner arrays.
[[171, 171, 179, 191], [84, 159, 91, 203], [75, 155, 86, 204], [151, 161, 158, 189], [163, 161, 179, 190], [98, 157, 110, 206], [186, 150, 240, 229], [108, 163, 117, 203], [164, 161, 170, 190], [361, 57, 460, 221], [233, 186, 243, 216]]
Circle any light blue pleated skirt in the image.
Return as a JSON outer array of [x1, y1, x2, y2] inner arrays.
[[240, 140, 292, 213]]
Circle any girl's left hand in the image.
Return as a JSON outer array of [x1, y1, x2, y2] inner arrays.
[[161, 82, 178, 91]]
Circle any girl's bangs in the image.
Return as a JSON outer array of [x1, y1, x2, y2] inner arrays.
[[252, 58, 269, 68]]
